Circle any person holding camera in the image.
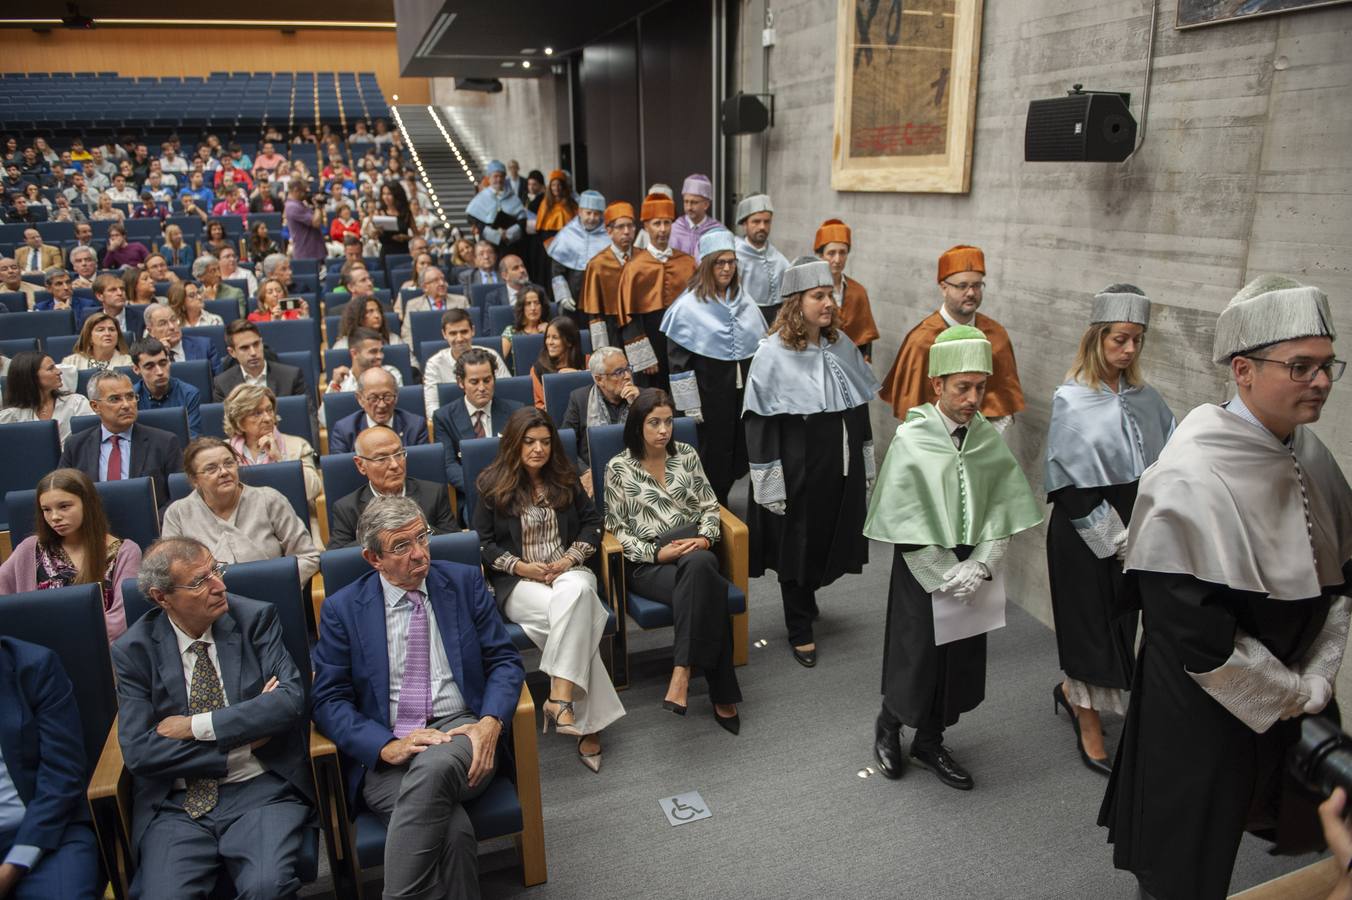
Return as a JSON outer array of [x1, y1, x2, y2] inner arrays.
[[284, 180, 326, 261], [1100, 276, 1352, 900]]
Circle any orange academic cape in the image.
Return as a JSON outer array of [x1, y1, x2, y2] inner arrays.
[[536, 197, 575, 233], [581, 249, 627, 316], [880, 310, 1026, 419], [616, 248, 696, 327], [838, 276, 880, 346]]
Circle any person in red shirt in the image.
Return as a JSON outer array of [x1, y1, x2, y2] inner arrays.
[[329, 203, 360, 242]]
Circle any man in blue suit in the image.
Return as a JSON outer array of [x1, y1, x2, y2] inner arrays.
[[312, 497, 524, 900], [144, 301, 221, 374], [59, 370, 183, 515], [112, 537, 315, 898], [327, 366, 427, 455], [432, 348, 523, 507], [0, 637, 100, 899]]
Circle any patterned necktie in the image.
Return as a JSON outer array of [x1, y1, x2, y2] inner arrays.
[[107, 434, 123, 481], [472, 410, 486, 438], [392, 591, 430, 738], [184, 641, 225, 818]]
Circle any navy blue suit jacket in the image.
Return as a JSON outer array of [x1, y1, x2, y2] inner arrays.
[[432, 396, 523, 490], [179, 333, 222, 375], [0, 638, 88, 854], [58, 421, 183, 514], [111, 598, 313, 854], [78, 302, 143, 339], [327, 407, 427, 456], [311, 561, 525, 806]]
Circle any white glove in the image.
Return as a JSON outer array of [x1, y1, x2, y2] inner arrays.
[[1302, 674, 1333, 714], [505, 224, 523, 243], [1113, 530, 1129, 561], [687, 407, 704, 424], [559, 295, 577, 312], [763, 500, 786, 516], [940, 560, 988, 599]]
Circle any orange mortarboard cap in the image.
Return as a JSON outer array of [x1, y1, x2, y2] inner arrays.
[[640, 193, 676, 221], [814, 218, 852, 252], [547, 169, 567, 184], [604, 202, 635, 226], [937, 245, 985, 283]]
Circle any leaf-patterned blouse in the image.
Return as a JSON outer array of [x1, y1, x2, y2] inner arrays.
[[603, 441, 721, 564]]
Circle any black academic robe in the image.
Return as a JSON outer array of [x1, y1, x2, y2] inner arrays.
[[1045, 482, 1140, 690], [745, 404, 871, 590], [1099, 571, 1341, 900], [880, 544, 986, 729], [667, 340, 751, 507]]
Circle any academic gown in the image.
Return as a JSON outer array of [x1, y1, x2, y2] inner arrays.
[[880, 311, 1025, 419], [581, 247, 628, 348], [834, 276, 881, 357], [1099, 403, 1352, 900], [616, 247, 696, 390]]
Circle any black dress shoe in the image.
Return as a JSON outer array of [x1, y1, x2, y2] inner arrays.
[[792, 646, 817, 668], [909, 744, 974, 791], [712, 706, 740, 735], [873, 719, 905, 780]]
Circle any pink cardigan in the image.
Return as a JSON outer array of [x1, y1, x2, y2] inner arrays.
[[0, 535, 140, 642]]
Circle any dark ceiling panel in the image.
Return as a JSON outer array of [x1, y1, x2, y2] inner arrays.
[[395, 0, 673, 78], [9, 1, 395, 22]]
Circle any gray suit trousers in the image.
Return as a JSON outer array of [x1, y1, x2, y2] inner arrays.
[[362, 711, 497, 900]]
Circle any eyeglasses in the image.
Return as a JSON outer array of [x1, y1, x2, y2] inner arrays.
[[711, 258, 738, 269], [942, 280, 985, 293], [361, 392, 397, 405], [173, 561, 227, 592], [382, 528, 433, 557], [195, 458, 239, 477], [358, 448, 407, 466], [604, 366, 634, 379], [1244, 356, 1346, 383]]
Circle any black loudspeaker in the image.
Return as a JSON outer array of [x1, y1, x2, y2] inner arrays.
[[721, 93, 770, 136], [1025, 91, 1137, 162]]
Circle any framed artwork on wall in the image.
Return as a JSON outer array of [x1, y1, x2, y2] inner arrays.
[[831, 0, 984, 194], [1177, 0, 1351, 29]]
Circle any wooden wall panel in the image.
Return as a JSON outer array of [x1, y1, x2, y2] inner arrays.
[[0, 28, 429, 105]]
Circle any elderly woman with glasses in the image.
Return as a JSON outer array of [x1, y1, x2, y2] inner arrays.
[[222, 382, 322, 505], [162, 437, 320, 583]]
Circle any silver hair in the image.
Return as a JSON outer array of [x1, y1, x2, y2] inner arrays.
[[261, 253, 288, 276], [137, 537, 211, 597], [87, 368, 133, 401], [69, 246, 97, 263], [143, 302, 175, 327], [191, 254, 218, 279], [356, 496, 426, 555], [588, 345, 626, 378], [419, 266, 444, 288]]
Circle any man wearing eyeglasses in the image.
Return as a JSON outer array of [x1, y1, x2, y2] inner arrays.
[[328, 366, 427, 456], [879, 245, 1025, 431], [313, 497, 524, 900], [328, 426, 456, 549], [560, 346, 640, 497], [1100, 275, 1352, 900], [111, 537, 315, 899]]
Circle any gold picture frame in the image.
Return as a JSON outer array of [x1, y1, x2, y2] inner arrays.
[[831, 0, 985, 193]]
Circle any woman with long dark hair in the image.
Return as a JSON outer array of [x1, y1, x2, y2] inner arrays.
[[377, 181, 415, 259], [474, 407, 623, 771], [660, 229, 766, 505], [0, 351, 92, 445], [246, 220, 280, 266], [604, 388, 742, 733], [530, 315, 585, 409], [332, 295, 399, 348], [501, 283, 549, 361], [0, 467, 141, 641]]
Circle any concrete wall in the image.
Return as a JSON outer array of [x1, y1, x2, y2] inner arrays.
[[731, 0, 1352, 634], [431, 76, 560, 175]]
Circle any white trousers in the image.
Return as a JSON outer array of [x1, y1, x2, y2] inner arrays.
[[503, 568, 626, 735]]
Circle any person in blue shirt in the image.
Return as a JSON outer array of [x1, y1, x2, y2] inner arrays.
[[177, 170, 215, 209], [130, 338, 203, 439]]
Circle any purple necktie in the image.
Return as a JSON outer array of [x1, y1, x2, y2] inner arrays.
[[392, 590, 431, 738]]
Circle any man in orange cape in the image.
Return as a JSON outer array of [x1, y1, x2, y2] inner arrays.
[[616, 193, 696, 388], [814, 218, 881, 359]]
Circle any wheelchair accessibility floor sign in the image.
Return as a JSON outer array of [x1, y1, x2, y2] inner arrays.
[[659, 791, 712, 827]]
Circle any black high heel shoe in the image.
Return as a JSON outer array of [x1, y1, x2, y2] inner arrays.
[[712, 704, 740, 735], [662, 699, 688, 716], [1052, 684, 1111, 776]]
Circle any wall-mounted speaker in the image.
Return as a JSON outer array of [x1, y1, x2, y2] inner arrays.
[[1025, 90, 1136, 162], [721, 93, 771, 135]]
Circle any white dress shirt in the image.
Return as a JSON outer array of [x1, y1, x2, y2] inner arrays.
[[167, 616, 265, 787]]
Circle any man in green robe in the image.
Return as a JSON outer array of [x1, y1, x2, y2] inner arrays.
[[864, 325, 1042, 789]]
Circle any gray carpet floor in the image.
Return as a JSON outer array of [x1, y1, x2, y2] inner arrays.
[[467, 535, 1323, 900]]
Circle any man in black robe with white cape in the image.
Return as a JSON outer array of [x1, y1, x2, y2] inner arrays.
[[1100, 274, 1352, 900]]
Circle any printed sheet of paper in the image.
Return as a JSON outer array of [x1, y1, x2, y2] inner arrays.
[[931, 570, 1005, 646]]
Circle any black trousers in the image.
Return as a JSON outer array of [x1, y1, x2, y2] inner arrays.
[[629, 550, 742, 704], [780, 583, 820, 647], [878, 697, 944, 752]]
